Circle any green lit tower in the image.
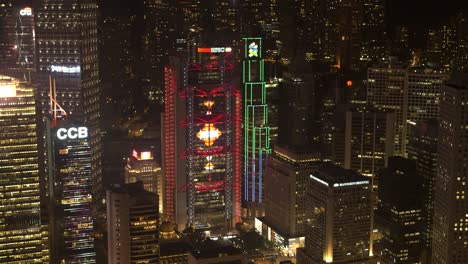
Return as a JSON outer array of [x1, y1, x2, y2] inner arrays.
[[243, 37, 271, 219]]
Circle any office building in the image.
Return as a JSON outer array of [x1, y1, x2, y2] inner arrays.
[[0, 75, 46, 262], [242, 37, 271, 219], [367, 66, 407, 155], [279, 73, 316, 151], [125, 149, 164, 214], [188, 243, 245, 264], [160, 222, 191, 264], [35, 0, 102, 203], [0, 5, 35, 81], [163, 58, 187, 229], [432, 73, 468, 264], [165, 46, 242, 234], [297, 163, 374, 264], [375, 157, 424, 263], [339, 110, 395, 190], [406, 68, 448, 124], [255, 146, 319, 256], [48, 122, 95, 263], [407, 119, 438, 254], [107, 182, 159, 264]]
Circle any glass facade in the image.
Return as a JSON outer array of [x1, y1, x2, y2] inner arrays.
[[0, 75, 46, 262], [50, 123, 95, 263]]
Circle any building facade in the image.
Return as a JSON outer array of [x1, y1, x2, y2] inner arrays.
[[125, 149, 164, 214], [432, 74, 468, 264], [49, 122, 95, 263], [242, 37, 271, 219], [297, 163, 374, 264], [166, 46, 242, 234], [107, 182, 159, 264], [0, 75, 47, 262]]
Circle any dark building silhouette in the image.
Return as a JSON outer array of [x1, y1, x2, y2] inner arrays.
[[375, 157, 424, 263]]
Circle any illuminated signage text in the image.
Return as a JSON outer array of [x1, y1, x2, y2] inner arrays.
[[57, 127, 88, 140]]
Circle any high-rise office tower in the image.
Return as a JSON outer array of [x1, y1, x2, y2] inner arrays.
[[336, 0, 362, 71], [242, 37, 271, 219], [0, 4, 35, 81], [376, 157, 424, 263], [338, 110, 395, 191], [0, 75, 47, 262], [406, 67, 448, 133], [35, 0, 102, 203], [360, 0, 386, 66], [407, 119, 438, 256], [48, 122, 95, 263], [165, 46, 241, 234], [367, 65, 407, 155], [297, 163, 374, 264], [432, 73, 468, 264], [107, 182, 159, 264], [279, 73, 316, 151], [125, 149, 164, 214], [256, 146, 319, 256]]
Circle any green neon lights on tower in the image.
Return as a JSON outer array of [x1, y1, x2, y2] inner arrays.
[[242, 37, 271, 214]]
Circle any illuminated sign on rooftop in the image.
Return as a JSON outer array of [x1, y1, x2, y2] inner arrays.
[[57, 127, 88, 140], [132, 150, 154, 161], [51, 65, 81, 74], [197, 47, 232, 53], [0, 83, 16, 98], [20, 7, 32, 16], [248, 42, 259, 58]]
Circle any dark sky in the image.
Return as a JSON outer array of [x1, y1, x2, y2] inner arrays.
[[387, 0, 468, 28]]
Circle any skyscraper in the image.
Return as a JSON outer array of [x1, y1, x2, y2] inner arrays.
[[48, 122, 95, 263], [242, 37, 271, 219], [107, 182, 159, 264], [297, 163, 375, 264], [432, 73, 468, 264], [256, 146, 319, 256], [125, 149, 164, 214], [35, 0, 102, 203], [0, 75, 46, 262], [375, 157, 424, 263], [407, 119, 438, 256], [165, 46, 241, 234], [367, 65, 407, 155], [339, 110, 395, 190], [0, 4, 35, 81]]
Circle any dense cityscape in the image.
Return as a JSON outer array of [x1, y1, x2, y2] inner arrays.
[[0, 0, 467, 263]]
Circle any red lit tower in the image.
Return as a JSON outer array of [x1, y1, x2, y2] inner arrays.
[[163, 48, 241, 233]]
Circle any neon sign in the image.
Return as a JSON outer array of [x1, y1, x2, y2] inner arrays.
[[132, 150, 154, 160], [197, 124, 222, 146], [20, 7, 32, 16], [248, 42, 258, 58], [197, 47, 232, 53], [51, 65, 81, 74], [57, 127, 88, 140]]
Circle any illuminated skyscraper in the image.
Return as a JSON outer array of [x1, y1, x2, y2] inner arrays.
[[177, 46, 241, 234], [367, 65, 407, 155], [0, 75, 47, 262], [297, 163, 375, 264], [48, 122, 95, 263], [432, 73, 468, 264], [242, 37, 271, 219], [107, 182, 159, 264], [0, 5, 35, 81], [35, 0, 102, 203], [125, 149, 164, 214]]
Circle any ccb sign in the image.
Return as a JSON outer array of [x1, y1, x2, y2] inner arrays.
[[56, 127, 88, 140]]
